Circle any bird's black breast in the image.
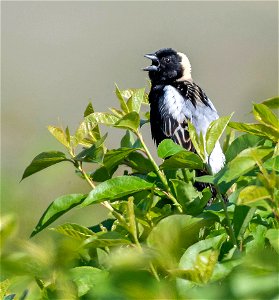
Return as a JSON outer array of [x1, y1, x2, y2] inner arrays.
[[149, 85, 169, 146]]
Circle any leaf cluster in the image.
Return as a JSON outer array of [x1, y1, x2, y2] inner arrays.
[[1, 90, 278, 299]]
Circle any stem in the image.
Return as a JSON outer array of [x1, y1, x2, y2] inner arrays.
[[136, 131, 168, 188], [127, 197, 160, 281], [136, 131, 182, 212], [217, 188, 238, 247], [78, 162, 115, 213], [149, 262, 160, 282]]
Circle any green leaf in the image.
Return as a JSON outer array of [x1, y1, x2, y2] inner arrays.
[[171, 179, 201, 203], [126, 88, 146, 113], [85, 112, 119, 126], [3, 295, 15, 300], [147, 214, 217, 269], [103, 148, 137, 171], [195, 175, 215, 184], [188, 122, 206, 161], [114, 112, 140, 132], [253, 103, 279, 130], [171, 180, 211, 215], [74, 133, 107, 163], [121, 130, 135, 148], [22, 151, 69, 180], [84, 102, 94, 117], [206, 114, 233, 156], [225, 133, 265, 162], [115, 84, 129, 113], [82, 176, 153, 207], [0, 215, 17, 248], [70, 266, 108, 297], [124, 152, 154, 174], [261, 96, 279, 110], [0, 279, 11, 299], [91, 166, 117, 182], [160, 150, 204, 170], [233, 206, 256, 240], [214, 147, 273, 193], [264, 156, 279, 172], [237, 186, 271, 206], [177, 234, 226, 287], [229, 122, 279, 142], [31, 194, 87, 237], [51, 223, 94, 240], [157, 139, 185, 159], [83, 231, 131, 248], [266, 229, 279, 253], [48, 126, 70, 148]]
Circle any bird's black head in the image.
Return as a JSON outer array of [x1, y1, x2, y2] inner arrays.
[[143, 48, 192, 84]]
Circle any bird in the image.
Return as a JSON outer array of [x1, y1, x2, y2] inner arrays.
[[143, 48, 225, 175]]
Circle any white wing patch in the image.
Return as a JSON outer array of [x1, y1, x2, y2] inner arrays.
[[162, 85, 225, 174]]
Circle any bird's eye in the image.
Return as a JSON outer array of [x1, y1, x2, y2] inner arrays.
[[162, 57, 170, 64]]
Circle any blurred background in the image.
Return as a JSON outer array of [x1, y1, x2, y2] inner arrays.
[[2, 1, 278, 239]]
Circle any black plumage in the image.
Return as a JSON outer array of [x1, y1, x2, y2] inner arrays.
[[143, 48, 225, 175]]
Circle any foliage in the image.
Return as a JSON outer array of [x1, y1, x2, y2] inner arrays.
[[1, 90, 278, 299]]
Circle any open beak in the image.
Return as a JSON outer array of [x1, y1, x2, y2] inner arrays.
[[143, 53, 159, 71]]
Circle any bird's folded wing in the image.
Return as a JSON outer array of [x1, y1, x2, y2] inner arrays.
[[158, 85, 219, 150]]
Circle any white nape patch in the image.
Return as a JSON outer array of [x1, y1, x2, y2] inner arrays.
[[177, 52, 192, 81]]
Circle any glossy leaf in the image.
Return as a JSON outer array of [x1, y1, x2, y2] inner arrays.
[[85, 112, 119, 126], [264, 156, 279, 172], [48, 126, 70, 148], [82, 176, 153, 207], [0, 215, 17, 248], [147, 214, 217, 269], [102, 147, 137, 171], [171, 179, 201, 203], [266, 229, 279, 253], [233, 206, 256, 240], [157, 139, 185, 159], [253, 103, 279, 130], [22, 151, 69, 180], [177, 234, 226, 287], [225, 134, 265, 162], [171, 180, 211, 215], [31, 194, 87, 237], [121, 130, 135, 148], [115, 84, 129, 113], [126, 88, 145, 113], [214, 147, 273, 193], [261, 96, 279, 110], [188, 121, 206, 161], [206, 114, 233, 156], [70, 266, 108, 297], [74, 133, 107, 163], [160, 150, 204, 170], [124, 152, 154, 173], [0, 279, 11, 300], [114, 112, 140, 132], [83, 231, 131, 248], [127, 90, 144, 112], [237, 186, 271, 205], [84, 102, 94, 117], [51, 223, 94, 240], [229, 122, 279, 142]]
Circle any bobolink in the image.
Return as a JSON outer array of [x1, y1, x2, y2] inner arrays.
[[143, 48, 225, 175]]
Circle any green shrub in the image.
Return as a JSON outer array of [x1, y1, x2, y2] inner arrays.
[[1, 88, 278, 299]]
